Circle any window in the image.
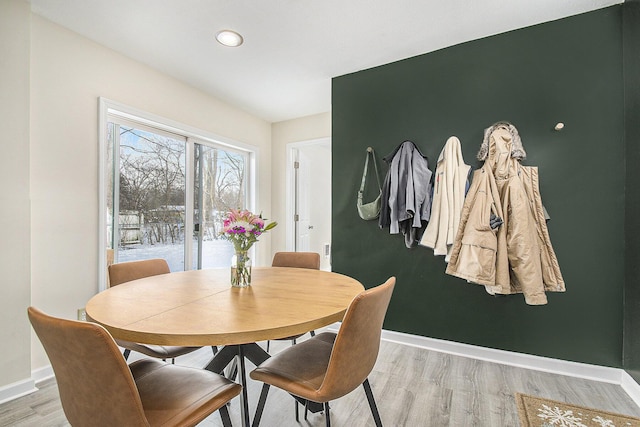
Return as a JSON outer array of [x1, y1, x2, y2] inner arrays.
[[191, 142, 248, 270], [99, 99, 256, 290]]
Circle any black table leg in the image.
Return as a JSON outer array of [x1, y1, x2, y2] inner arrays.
[[204, 343, 270, 427], [203, 342, 322, 426], [204, 345, 238, 374]]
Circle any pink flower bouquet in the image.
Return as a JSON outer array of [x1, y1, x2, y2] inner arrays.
[[222, 209, 277, 252]]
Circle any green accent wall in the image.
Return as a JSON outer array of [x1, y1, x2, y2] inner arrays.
[[623, 0, 640, 380], [332, 7, 626, 367]]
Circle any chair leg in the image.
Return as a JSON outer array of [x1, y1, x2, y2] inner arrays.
[[295, 399, 299, 422], [219, 403, 233, 427], [266, 340, 270, 352], [324, 402, 331, 427], [252, 383, 270, 427], [310, 330, 316, 337], [122, 349, 131, 361], [211, 345, 218, 355], [362, 378, 383, 427]]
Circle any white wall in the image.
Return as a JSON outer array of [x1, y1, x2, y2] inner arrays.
[[27, 15, 272, 373], [271, 113, 331, 253], [0, 5, 328, 397], [0, 0, 32, 389]]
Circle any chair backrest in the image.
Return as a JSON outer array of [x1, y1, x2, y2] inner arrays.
[[317, 277, 395, 401], [27, 307, 149, 427], [108, 258, 170, 287], [271, 252, 320, 270]]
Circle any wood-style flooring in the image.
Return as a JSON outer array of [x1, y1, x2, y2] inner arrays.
[[2, 333, 639, 426]]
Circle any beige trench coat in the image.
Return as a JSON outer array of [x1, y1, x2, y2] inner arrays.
[[445, 126, 564, 305]]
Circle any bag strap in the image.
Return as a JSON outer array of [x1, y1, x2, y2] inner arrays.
[[359, 147, 382, 198]]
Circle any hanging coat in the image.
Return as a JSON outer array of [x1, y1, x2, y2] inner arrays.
[[445, 122, 565, 305], [419, 136, 471, 262], [379, 141, 433, 248]]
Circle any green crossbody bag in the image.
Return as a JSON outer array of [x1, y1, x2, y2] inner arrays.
[[357, 147, 383, 220]]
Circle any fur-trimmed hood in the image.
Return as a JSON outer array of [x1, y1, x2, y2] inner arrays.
[[477, 121, 526, 161]]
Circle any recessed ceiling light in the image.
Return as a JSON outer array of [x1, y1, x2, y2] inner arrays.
[[216, 30, 244, 47]]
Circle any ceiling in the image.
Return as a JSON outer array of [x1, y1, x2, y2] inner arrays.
[[30, 0, 621, 123]]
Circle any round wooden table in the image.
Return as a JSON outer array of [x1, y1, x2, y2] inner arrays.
[[86, 267, 364, 345], [85, 267, 364, 427]]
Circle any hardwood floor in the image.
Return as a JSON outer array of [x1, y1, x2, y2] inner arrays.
[[2, 335, 639, 426]]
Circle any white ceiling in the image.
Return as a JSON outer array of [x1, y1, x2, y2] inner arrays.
[[30, 0, 621, 123]]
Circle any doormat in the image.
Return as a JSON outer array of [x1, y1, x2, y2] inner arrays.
[[515, 392, 640, 427]]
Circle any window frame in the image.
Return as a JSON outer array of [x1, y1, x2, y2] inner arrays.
[[98, 97, 258, 291]]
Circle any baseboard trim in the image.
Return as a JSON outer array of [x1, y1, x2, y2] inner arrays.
[[0, 378, 37, 406], [621, 371, 640, 407], [31, 365, 55, 384], [379, 328, 640, 407], [5, 329, 640, 408], [0, 365, 54, 405]]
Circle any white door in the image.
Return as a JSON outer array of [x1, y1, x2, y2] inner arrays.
[[291, 140, 331, 270]]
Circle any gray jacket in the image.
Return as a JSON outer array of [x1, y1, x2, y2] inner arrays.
[[380, 141, 433, 248]]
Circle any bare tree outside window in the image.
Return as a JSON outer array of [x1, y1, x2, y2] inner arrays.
[[196, 145, 245, 242], [118, 126, 186, 246], [106, 119, 249, 271]]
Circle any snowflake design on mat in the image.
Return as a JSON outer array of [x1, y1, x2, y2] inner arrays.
[[591, 416, 615, 427], [537, 404, 587, 427]]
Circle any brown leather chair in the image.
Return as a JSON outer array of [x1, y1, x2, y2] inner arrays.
[[250, 277, 396, 427], [108, 258, 171, 287], [271, 251, 321, 270], [28, 306, 241, 427], [108, 258, 208, 362], [267, 251, 321, 352]]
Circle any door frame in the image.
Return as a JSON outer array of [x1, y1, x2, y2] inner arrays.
[[285, 137, 331, 252]]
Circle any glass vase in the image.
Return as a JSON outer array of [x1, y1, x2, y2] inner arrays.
[[231, 250, 252, 287]]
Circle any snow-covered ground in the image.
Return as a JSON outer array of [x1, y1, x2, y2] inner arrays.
[[117, 239, 236, 272]]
